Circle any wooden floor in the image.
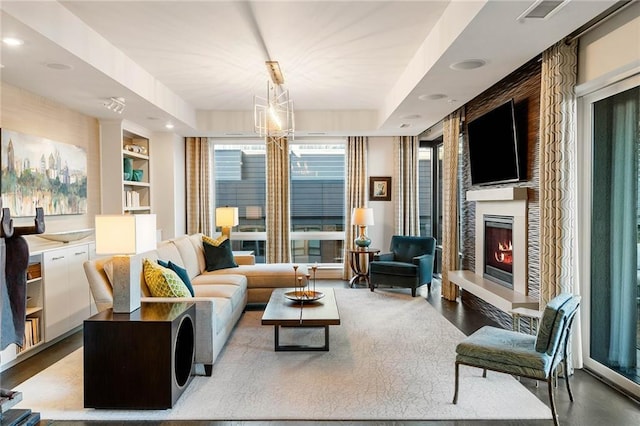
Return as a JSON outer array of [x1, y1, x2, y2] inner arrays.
[[2, 279, 639, 425]]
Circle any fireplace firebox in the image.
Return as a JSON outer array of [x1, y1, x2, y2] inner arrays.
[[484, 215, 514, 289]]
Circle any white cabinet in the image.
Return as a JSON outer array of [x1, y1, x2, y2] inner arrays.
[[43, 244, 91, 341]]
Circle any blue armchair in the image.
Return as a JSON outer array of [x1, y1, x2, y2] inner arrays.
[[368, 235, 436, 297], [453, 293, 581, 426]]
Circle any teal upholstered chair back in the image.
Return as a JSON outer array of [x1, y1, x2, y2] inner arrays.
[[389, 235, 436, 263], [535, 293, 580, 357]]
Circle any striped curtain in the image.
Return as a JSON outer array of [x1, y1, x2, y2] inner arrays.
[[441, 110, 462, 301], [186, 137, 212, 235], [265, 136, 291, 263], [539, 39, 581, 369], [394, 136, 420, 235], [343, 136, 368, 279]]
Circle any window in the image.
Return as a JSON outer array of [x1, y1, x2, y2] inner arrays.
[[213, 140, 346, 265], [290, 142, 345, 264], [419, 139, 443, 275], [214, 143, 266, 262]]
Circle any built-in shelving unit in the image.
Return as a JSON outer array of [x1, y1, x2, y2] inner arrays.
[[100, 120, 152, 215], [20, 255, 44, 353], [122, 133, 151, 213]]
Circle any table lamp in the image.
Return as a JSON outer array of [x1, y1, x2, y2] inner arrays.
[[216, 206, 239, 239], [352, 207, 374, 248], [95, 214, 156, 313]]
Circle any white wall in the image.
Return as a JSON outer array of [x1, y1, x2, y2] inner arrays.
[[367, 136, 396, 252], [0, 82, 100, 233], [152, 132, 186, 239]]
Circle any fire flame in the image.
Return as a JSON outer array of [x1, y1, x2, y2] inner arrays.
[[494, 240, 513, 264]]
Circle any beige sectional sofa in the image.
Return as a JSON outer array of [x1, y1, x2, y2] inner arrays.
[[84, 233, 306, 376]]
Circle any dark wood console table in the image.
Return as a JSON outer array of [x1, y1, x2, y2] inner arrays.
[[83, 302, 195, 409]]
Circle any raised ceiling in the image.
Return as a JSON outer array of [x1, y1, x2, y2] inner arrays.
[[0, 1, 619, 137]]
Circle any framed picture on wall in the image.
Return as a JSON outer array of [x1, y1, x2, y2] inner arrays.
[[369, 176, 391, 201], [1, 128, 88, 216]]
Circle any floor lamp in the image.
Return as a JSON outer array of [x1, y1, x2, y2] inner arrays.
[[95, 214, 156, 313]]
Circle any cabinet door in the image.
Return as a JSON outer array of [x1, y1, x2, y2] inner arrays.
[[66, 246, 90, 329], [43, 249, 69, 341], [43, 244, 92, 341]]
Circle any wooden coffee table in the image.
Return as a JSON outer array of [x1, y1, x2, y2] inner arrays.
[[261, 288, 340, 351]]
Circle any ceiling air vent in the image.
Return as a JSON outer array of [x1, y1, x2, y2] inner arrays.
[[518, 0, 569, 21]]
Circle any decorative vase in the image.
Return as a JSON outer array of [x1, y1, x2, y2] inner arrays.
[[132, 169, 144, 182], [354, 234, 371, 248], [123, 158, 133, 174]]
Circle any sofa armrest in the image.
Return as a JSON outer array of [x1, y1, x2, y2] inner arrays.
[[234, 254, 256, 265], [374, 252, 394, 261], [413, 253, 435, 284], [140, 296, 216, 365]]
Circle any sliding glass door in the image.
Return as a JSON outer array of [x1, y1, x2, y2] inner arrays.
[[582, 75, 640, 397]]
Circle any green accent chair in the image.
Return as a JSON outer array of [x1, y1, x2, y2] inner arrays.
[[453, 293, 581, 426], [368, 235, 436, 297]]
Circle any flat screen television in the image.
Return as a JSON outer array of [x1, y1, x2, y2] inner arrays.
[[467, 99, 525, 186]]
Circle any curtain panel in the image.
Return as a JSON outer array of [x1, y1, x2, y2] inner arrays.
[[394, 136, 420, 236], [539, 39, 581, 369], [343, 136, 368, 279], [265, 136, 291, 263], [186, 137, 212, 235], [441, 110, 462, 301]]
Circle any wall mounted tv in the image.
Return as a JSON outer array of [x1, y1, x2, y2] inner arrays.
[[467, 99, 526, 186]]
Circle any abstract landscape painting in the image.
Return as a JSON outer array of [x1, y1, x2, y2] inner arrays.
[[1, 129, 87, 217]]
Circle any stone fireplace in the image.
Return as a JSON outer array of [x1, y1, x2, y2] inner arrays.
[[449, 187, 537, 312]]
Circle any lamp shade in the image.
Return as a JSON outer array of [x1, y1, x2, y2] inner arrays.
[[351, 208, 374, 226], [216, 207, 239, 227], [95, 214, 157, 255]]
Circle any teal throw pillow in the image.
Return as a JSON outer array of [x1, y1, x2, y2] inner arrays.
[[203, 238, 238, 272], [157, 259, 195, 297]]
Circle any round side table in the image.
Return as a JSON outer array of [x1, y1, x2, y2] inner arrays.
[[348, 247, 380, 288]]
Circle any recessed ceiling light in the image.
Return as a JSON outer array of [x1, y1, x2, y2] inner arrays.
[[401, 114, 422, 120], [165, 123, 175, 129], [419, 93, 447, 101], [3, 37, 24, 46], [45, 62, 73, 71], [450, 59, 486, 71]]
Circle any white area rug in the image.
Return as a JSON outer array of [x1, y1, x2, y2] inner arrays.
[[16, 288, 551, 421]]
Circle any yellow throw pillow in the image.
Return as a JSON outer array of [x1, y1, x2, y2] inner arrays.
[[143, 258, 192, 298], [202, 234, 228, 247]]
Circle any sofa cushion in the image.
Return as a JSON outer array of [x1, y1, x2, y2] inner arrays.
[[155, 241, 183, 265], [143, 259, 192, 298], [369, 260, 418, 277], [203, 263, 307, 288], [173, 235, 201, 279], [158, 259, 195, 297], [194, 283, 246, 312], [203, 238, 238, 271]]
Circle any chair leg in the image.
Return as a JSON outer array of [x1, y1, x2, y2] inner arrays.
[[482, 369, 487, 378], [411, 287, 417, 297], [563, 358, 574, 402], [547, 377, 559, 426], [453, 362, 459, 404], [427, 282, 431, 292]]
